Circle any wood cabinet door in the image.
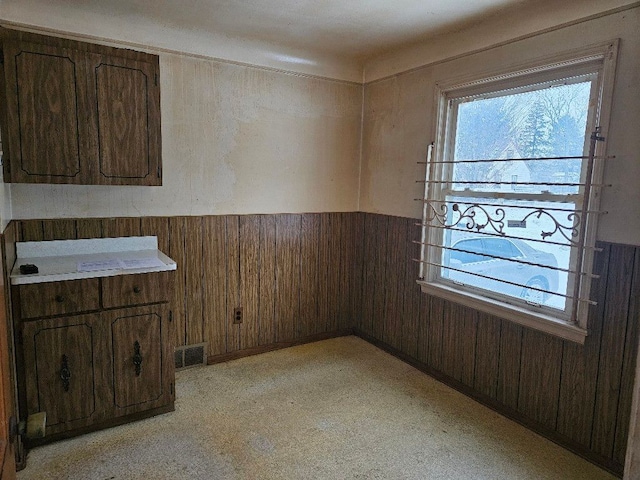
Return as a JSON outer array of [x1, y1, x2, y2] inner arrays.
[[21, 314, 108, 435], [108, 305, 173, 416], [2, 41, 93, 184], [88, 53, 161, 186]]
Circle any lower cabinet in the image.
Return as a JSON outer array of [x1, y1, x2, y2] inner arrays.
[[16, 272, 175, 441], [21, 314, 109, 435], [108, 305, 173, 416]]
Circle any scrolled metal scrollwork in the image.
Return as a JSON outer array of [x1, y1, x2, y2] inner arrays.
[[424, 201, 506, 235], [519, 209, 581, 244]]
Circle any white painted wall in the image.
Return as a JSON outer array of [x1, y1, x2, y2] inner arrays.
[[10, 54, 363, 219], [360, 7, 640, 246]]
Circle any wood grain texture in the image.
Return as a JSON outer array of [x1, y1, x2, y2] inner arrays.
[[141, 217, 170, 255], [591, 245, 636, 458], [349, 213, 365, 331], [76, 219, 103, 239], [473, 312, 501, 399], [275, 215, 300, 342], [615, 249, 640, 464], [168, 217, 186, 346], [402, 219, 422, 359], [102, 218, 141, 238], [19, 220, 44, 242], [4, 41, 85, 183], [556, 243, 611, 446], [202, 216, 228, 356], [238, 216, 260, 349], [184, 217, 204, 345], [359, 214, 377, 336], [101, 272, 172, 309], [18, 279, 100, 319], [338, 213, 355, 331], [299, 214, 320, 338], [382, 216, 406, 350], [496, 320, 523, 410], [517, 329, 563, 430], [42, 219, 76, 241], [258, 216, 277, 346], [226, 216, 241, 352]]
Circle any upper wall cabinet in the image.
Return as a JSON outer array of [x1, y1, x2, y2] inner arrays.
[[0, 29, 162, 185]]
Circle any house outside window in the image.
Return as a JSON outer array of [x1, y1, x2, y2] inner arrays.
[[419, 42, 618, 342]]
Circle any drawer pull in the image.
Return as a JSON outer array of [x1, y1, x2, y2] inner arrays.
[[133, 286, 141, 294], [55, 295, 65, 303], [60, 355, 71, 392], [133, 341, 143, 376]]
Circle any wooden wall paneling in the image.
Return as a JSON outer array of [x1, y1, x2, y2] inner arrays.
[[258, 216, 277, 346], [338, 213, 354, 331], [496, 320, 523, 410], [238, 215, 260, 350], [401, 219, 421, 359], [184, 216, 204, 345], [556, 243, 611, 446], [371, 215, 389, 340], [349, 213, 365, 331], [102, 217, 141, 237], [325, 213, 342, 332], [317, 214, 331, 336], [76, 218, 104, 239], [473, 312, 501, 399], [517, 329, 563, 430], [18, 220, 43, 242], [440, 303, 477, 386], [425, 295, 445, 371], [298, 214, 320, 338], [226, 216, 241, 352], [202, 216, 228, 356], [42, 219, 77, 240], [168, 217, 187, 347], [591, 244, 637, 458], [360, 214, 377, 336], [382, 216, 406, 351], [141, 217, 170, 254], [615, 248, 640, 464], [275, 214, 300, 342]]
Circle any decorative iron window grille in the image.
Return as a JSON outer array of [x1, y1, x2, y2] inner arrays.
[[415, 43, 618, 341]]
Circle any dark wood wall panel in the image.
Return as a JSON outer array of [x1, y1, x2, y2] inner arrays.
[[355, 213, 640, 476], [7, 212, 638, 475], [299, 214, 320, 338], [238, 216, 260, 350], [258, 216, 277, 346], [202, 216, 228, 356]]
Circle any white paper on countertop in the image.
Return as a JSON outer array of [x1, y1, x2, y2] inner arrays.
[[78, 257, 166, 272], [77, 259, 123, 272]]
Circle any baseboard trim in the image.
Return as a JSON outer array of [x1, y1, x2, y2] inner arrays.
[[353, 328, 623, 478], [207, 329, 354, 365]]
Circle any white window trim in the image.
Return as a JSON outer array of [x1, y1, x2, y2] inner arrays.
[[418, 40, 619, 344]]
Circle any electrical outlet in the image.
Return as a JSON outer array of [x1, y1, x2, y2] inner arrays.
[[233, 307, 243, 324]]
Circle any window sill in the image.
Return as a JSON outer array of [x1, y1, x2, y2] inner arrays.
[[417, 280, 588, 344]]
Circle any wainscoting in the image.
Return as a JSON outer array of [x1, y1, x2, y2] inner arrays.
[[4, 212, 638, 476]]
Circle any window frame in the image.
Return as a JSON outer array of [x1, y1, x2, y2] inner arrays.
[[418, 40, 619, 344]]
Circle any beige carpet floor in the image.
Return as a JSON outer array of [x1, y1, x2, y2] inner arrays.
[[17, 336, 615, 480]]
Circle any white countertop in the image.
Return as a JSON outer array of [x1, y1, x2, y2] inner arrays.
[[11, 236, 177, 285]]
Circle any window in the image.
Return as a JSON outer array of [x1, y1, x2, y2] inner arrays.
[[418, 42, 618, 342]]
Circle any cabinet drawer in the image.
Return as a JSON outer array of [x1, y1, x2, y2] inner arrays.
[[101, 272, 172, 308], [18, 279, 100, 319]]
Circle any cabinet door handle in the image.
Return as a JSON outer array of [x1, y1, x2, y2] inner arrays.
[[60, 355, 71, 392], [133, 341, 143, 376], [55, 295, 65, 303], [133, 286, 141, 294]]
